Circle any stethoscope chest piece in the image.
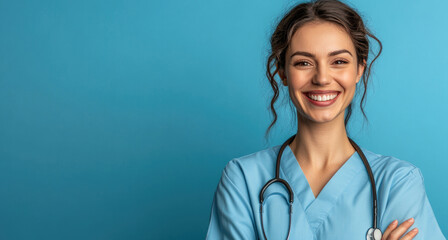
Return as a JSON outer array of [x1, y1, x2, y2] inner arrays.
[[366, 228, 382, 240]]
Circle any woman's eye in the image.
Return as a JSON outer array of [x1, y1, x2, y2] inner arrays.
[[294, 61, 311, 66], [334, 60, 348, 65]]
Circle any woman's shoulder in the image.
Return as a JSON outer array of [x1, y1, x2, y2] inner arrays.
[[219, 145, 280, 190], [223, 145, 278, 171], [226, 145, 279, 168], [361, 148, 424, 187], [220, 145, 425, 192]]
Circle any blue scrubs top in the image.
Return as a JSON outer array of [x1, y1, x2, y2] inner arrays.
[[206, 144, 446, 239]]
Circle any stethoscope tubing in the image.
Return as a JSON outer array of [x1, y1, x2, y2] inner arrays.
[[258, 134, 380, 240], [348, 137, 378, 229]]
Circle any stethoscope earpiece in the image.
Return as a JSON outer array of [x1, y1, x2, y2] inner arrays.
[[366, 228, 382, 240]]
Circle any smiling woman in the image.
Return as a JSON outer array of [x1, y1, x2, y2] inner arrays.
[[205, 0, 446, 239], [280, 21, 363, 123]]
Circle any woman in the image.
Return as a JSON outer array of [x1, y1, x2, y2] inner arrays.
[[205, 0, 445, 239]]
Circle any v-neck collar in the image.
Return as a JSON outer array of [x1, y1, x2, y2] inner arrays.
[[278, 144, 365, 232]]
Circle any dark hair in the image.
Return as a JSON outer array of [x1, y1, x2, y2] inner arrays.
[[264, 0, 382, 139]]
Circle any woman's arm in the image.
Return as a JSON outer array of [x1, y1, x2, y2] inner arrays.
[[205, 160, 258, 240], [380, 167, 446, 239]]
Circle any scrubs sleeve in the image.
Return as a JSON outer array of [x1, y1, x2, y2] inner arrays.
[[380, 167, 446, 239], [206, 160, 257, 240]]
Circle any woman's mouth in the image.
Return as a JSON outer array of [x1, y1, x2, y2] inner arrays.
[[303, 91, 340, 106]]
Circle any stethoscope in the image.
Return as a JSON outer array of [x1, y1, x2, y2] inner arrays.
[[259, 134, 382, 240]]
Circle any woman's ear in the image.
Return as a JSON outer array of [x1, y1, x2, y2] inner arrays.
[[278, 69, 287, 86], [276, 62, 287, 86], [356, 59, 366, 83]]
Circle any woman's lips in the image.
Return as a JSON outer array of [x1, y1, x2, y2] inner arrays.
[[304, 90, 340, 94], [302, 91, 340, 107]]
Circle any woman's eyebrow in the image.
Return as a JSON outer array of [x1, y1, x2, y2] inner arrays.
[[289, 49, 353, 59]]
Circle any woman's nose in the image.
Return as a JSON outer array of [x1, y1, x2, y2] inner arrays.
[[312, 65, 331, 86]]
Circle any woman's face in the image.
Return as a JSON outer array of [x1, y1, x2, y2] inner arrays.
[[280, 21, 365, 124]]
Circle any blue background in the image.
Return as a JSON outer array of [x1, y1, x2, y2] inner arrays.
[[0, 0, 447, 239]]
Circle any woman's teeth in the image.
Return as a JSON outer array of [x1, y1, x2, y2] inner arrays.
[[307, 93, 338, 101]]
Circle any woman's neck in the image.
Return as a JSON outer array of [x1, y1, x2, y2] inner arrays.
[[289, 112, 356, 171]]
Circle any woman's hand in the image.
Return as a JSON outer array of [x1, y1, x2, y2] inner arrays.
[[382, 218, 419, 240]]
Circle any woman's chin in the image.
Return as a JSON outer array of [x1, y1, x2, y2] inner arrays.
[[300, 111, 342, 124]]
